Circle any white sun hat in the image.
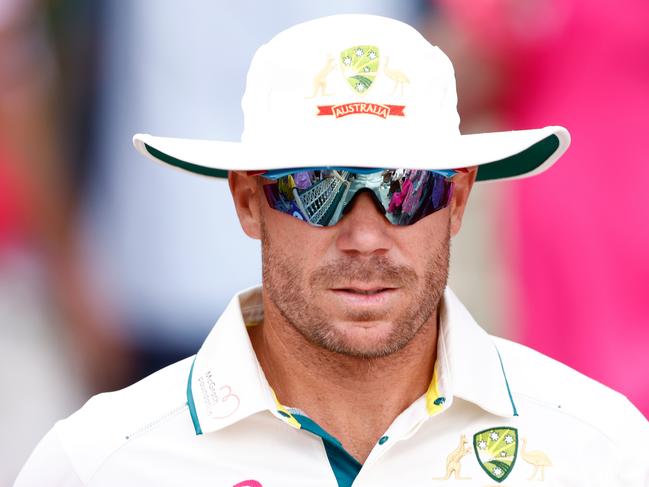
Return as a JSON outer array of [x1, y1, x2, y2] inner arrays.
[[132, 14, 570, 182]]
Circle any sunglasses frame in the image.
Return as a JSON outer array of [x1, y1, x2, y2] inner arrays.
[[258, 167, 457, 227]]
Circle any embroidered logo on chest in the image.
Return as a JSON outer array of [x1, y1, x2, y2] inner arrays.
[[473, 427, 518, 483]]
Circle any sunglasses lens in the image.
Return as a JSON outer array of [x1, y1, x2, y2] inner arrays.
[[383, 170, 454, 225], [262, 169, 353, 226], [262, 169, 454, 227]]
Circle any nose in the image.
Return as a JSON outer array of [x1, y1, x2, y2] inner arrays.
[[335, 191, 394, 256]]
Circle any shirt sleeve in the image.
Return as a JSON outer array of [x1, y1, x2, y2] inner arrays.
[[13, 425, 84, 487], [612, 398, 649, 486]]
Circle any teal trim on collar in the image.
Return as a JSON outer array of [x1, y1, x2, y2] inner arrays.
[[495, 347, 519, 417], [187, 358, 203, 435], [293, 413, 362, 487]]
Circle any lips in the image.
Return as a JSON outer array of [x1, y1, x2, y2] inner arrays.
[[332, 282, 397, 294], [336, 287, 393, 295], [329, 285, 400, 307]]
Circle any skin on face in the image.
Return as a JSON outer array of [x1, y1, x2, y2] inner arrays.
[[229, 168, 477, 359]]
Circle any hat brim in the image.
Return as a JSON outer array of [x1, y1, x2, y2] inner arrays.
[[133, 125, 570, 182]]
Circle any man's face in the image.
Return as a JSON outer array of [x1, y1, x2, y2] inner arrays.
[[230, 170, 476, 359]]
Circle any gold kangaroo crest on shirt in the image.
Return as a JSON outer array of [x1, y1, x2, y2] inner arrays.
[[473, 427, 518, 483], [432, 434, 473, 481]]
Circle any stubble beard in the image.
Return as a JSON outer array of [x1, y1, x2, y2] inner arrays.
[[261, 221, 450, 359]]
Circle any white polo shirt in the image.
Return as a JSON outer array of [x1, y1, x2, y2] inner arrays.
[[14, 287, 649, 486]]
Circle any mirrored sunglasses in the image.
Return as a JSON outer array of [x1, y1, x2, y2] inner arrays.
[[257, 167, 456, 227]]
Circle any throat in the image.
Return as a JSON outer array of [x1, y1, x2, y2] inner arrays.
[[247, 308, 439, 463]]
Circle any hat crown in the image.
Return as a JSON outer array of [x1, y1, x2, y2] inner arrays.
[[240, 14, 461, 149], [132, 14, 569, 181]]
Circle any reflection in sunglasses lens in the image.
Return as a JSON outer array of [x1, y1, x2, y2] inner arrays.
[[263, 169, 453, 227]]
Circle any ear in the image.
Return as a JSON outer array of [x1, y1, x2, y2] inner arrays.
[[449, 167, 478, 237], [228, 171, 263, 240]]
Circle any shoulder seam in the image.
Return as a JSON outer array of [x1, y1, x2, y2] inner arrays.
[[511, 392, 623, 447], [85, 402, 189, 484], [125, 402, 188, 440]]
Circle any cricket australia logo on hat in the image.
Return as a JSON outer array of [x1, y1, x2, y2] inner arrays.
[[340, 45, 379, 94], [473, 427, 519, 483], [314, 44, 406, 119]]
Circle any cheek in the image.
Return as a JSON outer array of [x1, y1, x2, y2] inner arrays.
[[262, 209, 334, 277], [267, 213, 319, 251], [396, 210, 451, 264]]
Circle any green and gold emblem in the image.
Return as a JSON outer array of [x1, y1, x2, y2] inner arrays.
[[340, 45, 379, 94], [473, 427, 518, 483]]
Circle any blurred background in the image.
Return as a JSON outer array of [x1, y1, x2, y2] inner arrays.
[[1, 0, 647, 482]]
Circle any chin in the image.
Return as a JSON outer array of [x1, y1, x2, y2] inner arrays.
[[325, 320, 410, 358]]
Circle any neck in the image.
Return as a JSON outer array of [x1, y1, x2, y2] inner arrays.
[[248, 290, 438, 464]]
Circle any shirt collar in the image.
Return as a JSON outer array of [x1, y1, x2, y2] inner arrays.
[[187, 286, 278, 435], [438, 288, 518, 418], [187, 286, 517, 435]]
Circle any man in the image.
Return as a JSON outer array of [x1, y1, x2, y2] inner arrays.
[[15, 14, 648, 487]]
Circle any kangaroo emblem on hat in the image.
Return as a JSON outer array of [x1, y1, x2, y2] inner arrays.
[[308, 55, 337, 98]]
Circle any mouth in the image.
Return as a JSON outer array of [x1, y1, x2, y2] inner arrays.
[[334, 287, 394, 295], [329, 285, 400, 305]]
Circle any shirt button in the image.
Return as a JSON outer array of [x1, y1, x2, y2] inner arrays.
[[433, 396, 446, 406], [378, 435, 389, 445]]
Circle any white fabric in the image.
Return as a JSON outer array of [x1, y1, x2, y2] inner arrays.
[[134, 125, 569, 175], [14, 287, 648, 486], [132, 15, 570, 180]]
